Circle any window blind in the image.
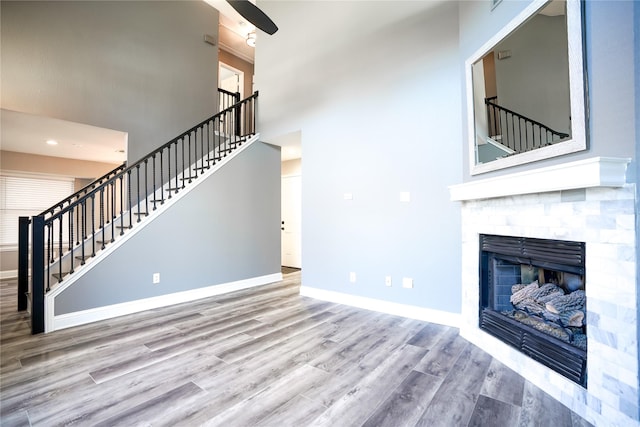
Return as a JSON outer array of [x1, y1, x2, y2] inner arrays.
[[0, 174, 74, 246]]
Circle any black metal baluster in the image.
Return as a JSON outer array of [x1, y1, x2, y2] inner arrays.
[[119, 176, 124, 236], [175, 142, 180, 193], [100, 188, 106, 249], [136, 164, 141, 223], [166, 146, 171, 200], [187, 134, 192, 183], [144, 160, 149, 217], [81, 200, 86, 264], [69, 207, 75, 274], [152, 154, 157, 211], [224, 111, 229, 156], [181, 137, 186, 189], [75, 197, 80, 245], [45, 222, 51, 291], [194, 129, 200, 179], [127, 170, 132, 229], [68, 209, 73, 252], [57, 216, 63, 281], [498, 110, 504, 148], [91, 194, 96, 256], [206, 122, 211, 167], [110, 181, 115, 242]]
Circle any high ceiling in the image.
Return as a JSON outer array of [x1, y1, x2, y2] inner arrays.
[[0, 1, 301, 165], [206, 0, 256, 64]]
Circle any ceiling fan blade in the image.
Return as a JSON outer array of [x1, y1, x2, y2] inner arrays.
[[227, 0, 278, 35]]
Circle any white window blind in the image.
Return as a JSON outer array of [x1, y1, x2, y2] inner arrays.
[[0, 174, 74, 246]]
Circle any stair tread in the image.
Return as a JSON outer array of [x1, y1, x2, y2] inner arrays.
[[52, 272, 69, 281]]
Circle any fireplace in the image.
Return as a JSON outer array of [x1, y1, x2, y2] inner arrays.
[[451, 158, 637, 425], [479, 234, 587, 386]]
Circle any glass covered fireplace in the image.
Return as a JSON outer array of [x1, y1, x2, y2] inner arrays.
[[479, 234, 587, 386]]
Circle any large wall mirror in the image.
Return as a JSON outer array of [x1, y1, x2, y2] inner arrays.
[[467, 0, 587, 174]]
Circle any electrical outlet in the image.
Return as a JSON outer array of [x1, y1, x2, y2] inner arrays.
[[153, 273, 160, 284], [349, 272, 356, 283], [385, 276, 392, 287], [402, 277, 413, 289]]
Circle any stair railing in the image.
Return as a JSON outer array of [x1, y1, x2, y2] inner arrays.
[[485, 96, 569, 154], [16, 162, 126, 316], [218, 88, 240, 111], [218, 88, 242, 136], [22, 91, 258, 334]]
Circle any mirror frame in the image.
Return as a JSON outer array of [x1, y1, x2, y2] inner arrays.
[[466, 0, 587, 175]]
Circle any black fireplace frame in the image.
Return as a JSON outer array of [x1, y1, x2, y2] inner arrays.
[[479, 234, 587, 387]]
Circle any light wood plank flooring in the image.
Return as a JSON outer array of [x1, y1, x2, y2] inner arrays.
[[1, 273, 593, 426]]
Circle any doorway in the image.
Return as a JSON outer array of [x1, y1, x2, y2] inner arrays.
[[281, 174, 301, 268], [219, 62, 244, 100]]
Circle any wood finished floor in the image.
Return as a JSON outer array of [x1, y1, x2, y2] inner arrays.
[[0, 273, 593, 427]]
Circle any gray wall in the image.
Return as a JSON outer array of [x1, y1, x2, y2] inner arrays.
[[1, 1, 219, 163], [635, 0, 640, 414], [459, 0, 638, 181], [494, 14, 570, 135], [256, 1, 462, 314], [55, 141, 281, 314]]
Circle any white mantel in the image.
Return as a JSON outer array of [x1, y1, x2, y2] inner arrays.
[[449, 157, 631, 201]]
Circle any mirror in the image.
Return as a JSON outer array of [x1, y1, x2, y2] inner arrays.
[[467, 0, 587, 174]]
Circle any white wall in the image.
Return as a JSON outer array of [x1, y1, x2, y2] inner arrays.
[[1, 1, 219, 163], [256, 1, 463, 315]]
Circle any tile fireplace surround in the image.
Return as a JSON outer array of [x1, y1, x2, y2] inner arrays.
[[450, 157, 638, 426]]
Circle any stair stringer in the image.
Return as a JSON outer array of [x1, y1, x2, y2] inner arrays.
[[44, 133, 283, 332]]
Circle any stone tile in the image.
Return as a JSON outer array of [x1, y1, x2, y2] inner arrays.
[[620, 398, 640, 421], [586, 214, 617, 229], [599, 199, 635, 215], [603, 373, 638, 404], [561, 188, 586, 202]]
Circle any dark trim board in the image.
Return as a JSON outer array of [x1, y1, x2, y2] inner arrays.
[[0, 274, 593, 426]]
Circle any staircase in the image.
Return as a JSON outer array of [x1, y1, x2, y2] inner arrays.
[[485, 96, 570, 155], [18, 92, 259, 334]]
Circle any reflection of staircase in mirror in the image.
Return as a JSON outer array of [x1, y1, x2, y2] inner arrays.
[[485, 96, 569, 155]]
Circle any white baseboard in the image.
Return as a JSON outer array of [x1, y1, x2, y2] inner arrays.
[[48, 272, 282, 332], [299, 286, 461, 328], [0, 270, 18, 280]]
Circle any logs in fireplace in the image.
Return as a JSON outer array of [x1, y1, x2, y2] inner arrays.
[[479, 234, 587, 386]]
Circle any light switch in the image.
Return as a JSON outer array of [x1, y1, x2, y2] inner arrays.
[[400, 192, 411, 202]]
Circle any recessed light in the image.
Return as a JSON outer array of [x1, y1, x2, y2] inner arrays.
[[46, 139, 58, 146]]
